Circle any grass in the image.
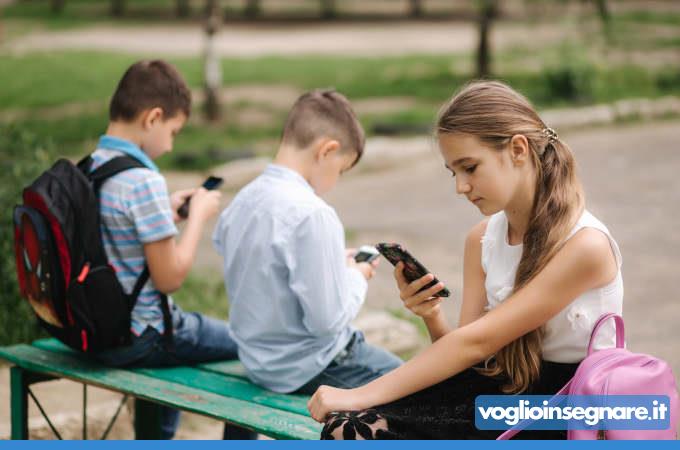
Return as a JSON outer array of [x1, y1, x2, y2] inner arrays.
[[2, 1, 679, 171], [2, 50, 679, 170], [614, 10, 680, 27], [172, 273, 229, 319]]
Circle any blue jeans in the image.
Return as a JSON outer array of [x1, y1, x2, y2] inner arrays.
[[295, 330, 402, 395], [94, 304, 256, 440]]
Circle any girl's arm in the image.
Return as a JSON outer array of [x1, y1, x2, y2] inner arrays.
[[412, 220, 489, 342], [308, 227, 618, 422]]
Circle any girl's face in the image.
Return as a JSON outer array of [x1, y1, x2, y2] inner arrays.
[[439, 132, 526, 216]]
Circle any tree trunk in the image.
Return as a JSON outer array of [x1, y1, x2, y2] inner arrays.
[[593, 0, 610, 24], [476, 0, 497, 79], [111, 0, 125, 17], [244, 0, 260, 18], [176, 0, 190, 18], [409, 0, 422, 18], [50, 0, 66, 14], [320, 0, 335, 19], [204, 0, 222, 121]]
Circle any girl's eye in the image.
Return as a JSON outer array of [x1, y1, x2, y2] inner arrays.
[[450, 171, 456, 178], [465, 165, 477, 174]]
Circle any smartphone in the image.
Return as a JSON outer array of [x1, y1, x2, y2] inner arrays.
[[354, 245, 380, 264], [177, 176, 224, 219], [375, 242, 450, 297]]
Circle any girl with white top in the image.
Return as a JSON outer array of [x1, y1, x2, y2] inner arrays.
[[307, 80, 624, 439]]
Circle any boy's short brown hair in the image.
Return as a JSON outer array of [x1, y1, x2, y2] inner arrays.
[[281, 89, 365, 167], [109, 59, 191, 122]]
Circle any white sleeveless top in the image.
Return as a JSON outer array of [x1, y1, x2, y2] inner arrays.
[[481, 210, 624, 363]]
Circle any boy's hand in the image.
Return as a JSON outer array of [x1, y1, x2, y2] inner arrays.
[[346, 252, 379, 281], [188, 187, 222, 221], [170, 188, 197, 223], [394, 261, 444, 319]]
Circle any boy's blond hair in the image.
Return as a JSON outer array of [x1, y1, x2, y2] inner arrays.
[[281, 89, 365, 167]]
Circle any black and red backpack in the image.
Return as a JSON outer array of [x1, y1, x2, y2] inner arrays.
[[13, 156, 172, 353]]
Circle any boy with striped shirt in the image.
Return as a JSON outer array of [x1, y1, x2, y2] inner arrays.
[[89, 60, 252, 439]]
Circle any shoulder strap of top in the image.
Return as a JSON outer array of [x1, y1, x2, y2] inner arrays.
[[480, 212, 506, 273], [568, 210, 622, 269]]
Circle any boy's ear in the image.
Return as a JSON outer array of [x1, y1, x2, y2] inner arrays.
[[314, 138, 341, 161], [141, 107, 164, 129], [509, 134, 530, 165]]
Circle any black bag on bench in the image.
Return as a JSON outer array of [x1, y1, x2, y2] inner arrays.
[[13, 155, 173, 353]]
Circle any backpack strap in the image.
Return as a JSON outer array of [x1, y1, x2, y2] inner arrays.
[[85, 154, 175, 348], [587, 313, 624, 356], [128, 266, 174, 350], [87, 155, 146, 191], [497, 313, 625, 440], [495, 380, 573, 440]]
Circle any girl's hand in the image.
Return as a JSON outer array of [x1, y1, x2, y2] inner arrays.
[[169, 188, 197, 223], [307, 386, 365, 423], [394, 261, 445, 319]]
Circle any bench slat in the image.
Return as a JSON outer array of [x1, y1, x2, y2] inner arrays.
[[33, 338, 251, 380], [31, 338, 310, 416], [135, 367, 310, 416], [198, 360, 249, 379], [0, 345, 320, 440]]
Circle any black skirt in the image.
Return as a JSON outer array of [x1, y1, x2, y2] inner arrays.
[[320, 360, 579, 440]]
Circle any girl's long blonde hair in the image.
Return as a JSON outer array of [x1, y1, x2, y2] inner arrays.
[[437, 80, 585, 393]]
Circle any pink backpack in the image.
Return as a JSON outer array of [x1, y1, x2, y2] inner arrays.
[[498, 313, 678, 440]]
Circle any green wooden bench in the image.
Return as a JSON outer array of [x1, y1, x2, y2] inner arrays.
[[0, 338, 321, 440]]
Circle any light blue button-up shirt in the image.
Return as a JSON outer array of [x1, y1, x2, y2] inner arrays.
[[212, 164, 367, 393]]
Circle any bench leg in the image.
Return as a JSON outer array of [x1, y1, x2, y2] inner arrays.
[[10, 367, 58, 440], [134, 398, 163, 440], [10, 366, 28, 440]]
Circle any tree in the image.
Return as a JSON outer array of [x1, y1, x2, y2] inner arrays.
[[203, 0, 222, 121], [476, 0, 498, 78], [111, 0, 125, 17], [244, 0, 261, 18], [320, 0, 336, 19], [51, 0, 66, 14], [410, 0, 423, 18], [177, 0, 190, 18]]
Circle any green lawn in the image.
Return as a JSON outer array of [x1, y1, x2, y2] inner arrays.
[[173, 273, 230, 319], [2, 49, 678, 170], [2, 0, 680, 171]]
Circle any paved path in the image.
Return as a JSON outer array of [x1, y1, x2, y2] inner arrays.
[[4, 20, 567, 57]]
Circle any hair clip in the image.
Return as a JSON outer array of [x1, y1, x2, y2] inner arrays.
[[542, 127, 558, 145]]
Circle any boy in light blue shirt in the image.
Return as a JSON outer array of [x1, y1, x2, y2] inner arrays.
[[213, 90, 401, 394]]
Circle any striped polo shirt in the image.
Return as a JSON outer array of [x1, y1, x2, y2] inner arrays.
[[90, 135, 178, 336]]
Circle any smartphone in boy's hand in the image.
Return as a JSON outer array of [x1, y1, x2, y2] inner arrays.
[[177, 176, 224, 219], [375, 242, 450, 297], [354, 245, 380, 264]]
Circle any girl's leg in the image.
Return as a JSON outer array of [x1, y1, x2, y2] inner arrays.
[[321, 367, 504, 440]]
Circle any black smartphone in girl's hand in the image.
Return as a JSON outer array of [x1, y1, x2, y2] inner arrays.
[[375, 242, 450, 297], [177, 176, 224, 219]]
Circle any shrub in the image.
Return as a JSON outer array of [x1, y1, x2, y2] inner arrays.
[[0, 124, 54, 345]]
